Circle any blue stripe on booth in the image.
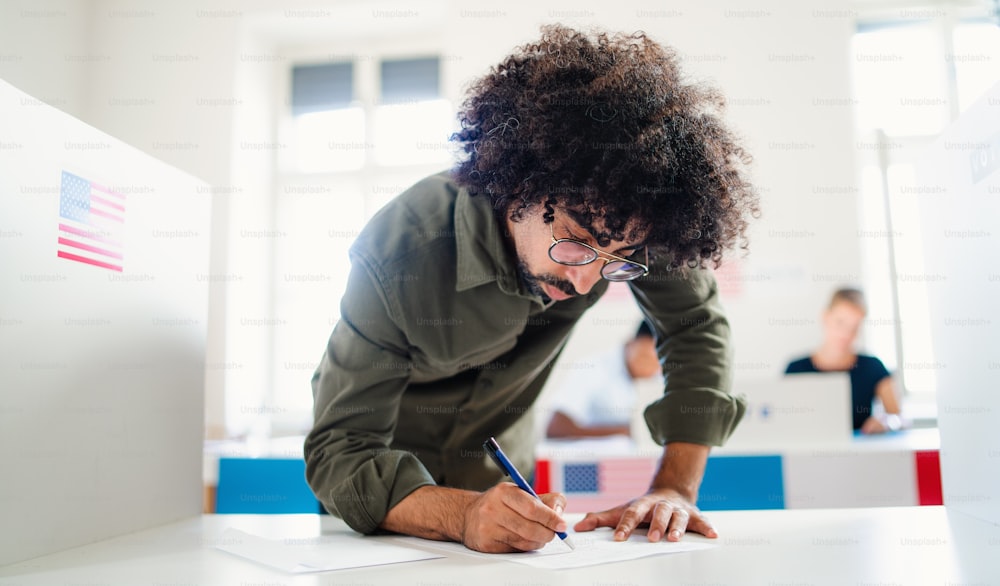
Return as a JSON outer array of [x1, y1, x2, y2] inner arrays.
[[216, 458, 320, 514], [697, 455, 784, 511]]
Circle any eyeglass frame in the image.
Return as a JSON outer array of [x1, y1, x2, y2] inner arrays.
[[547, 222, 650, 281]]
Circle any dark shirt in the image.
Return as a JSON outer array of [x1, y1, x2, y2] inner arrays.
[[785, 354, 890, 430]]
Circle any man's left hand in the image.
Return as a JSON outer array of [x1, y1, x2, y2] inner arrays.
[[573, 488, 717, 542]]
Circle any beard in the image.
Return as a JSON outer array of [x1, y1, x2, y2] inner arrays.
[[515, 258, 578, 300]]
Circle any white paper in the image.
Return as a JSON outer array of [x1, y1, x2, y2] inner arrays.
[[215, 528, 443, 573], [393, 527, 716, 570]]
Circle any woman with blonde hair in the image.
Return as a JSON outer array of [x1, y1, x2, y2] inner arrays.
[[785, 288, 902, 434]]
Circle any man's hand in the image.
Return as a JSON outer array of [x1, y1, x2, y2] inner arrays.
[[462, 483, 568, 553], [380, 484, 566, 553], [574, 487, 716, 542], [573, 441, 716, 542]]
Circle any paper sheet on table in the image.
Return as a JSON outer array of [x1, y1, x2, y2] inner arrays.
[[215, 528, 443, 573], [393, 528, 715, 570]]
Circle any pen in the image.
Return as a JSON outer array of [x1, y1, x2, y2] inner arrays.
[[483, 436, 575, 550]]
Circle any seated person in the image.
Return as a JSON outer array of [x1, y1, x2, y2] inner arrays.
[[785, 288, 902, 434], [546, 321, 662, 438]]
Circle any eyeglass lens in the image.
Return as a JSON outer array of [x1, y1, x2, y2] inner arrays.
[[549, 241, 644, 281]]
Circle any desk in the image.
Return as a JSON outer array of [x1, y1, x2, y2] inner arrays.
[[1, 507, 996, 585], [203, 430, 943, 514], [537, 429, 943, 513]]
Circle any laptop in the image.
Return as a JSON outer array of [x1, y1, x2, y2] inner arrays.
[[721, 373, 854, 451]]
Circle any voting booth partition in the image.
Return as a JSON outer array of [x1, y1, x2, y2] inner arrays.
[[914, 84, 1000, 526], [0, 80, 212, 565]]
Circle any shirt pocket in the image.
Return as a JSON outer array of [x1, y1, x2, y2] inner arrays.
[[409, 330, 519, 382]]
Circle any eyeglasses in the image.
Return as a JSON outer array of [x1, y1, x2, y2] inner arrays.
[[548, 223, 649, 281]]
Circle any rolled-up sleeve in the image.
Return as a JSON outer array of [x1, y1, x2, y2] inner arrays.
[[304, 255, 434, 534], [629, 265, 746, 447]]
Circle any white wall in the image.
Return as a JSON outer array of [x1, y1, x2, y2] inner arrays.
[[84, 0, 248, 438], [0, 0, 93, 119], [1, 0, 865, 437]]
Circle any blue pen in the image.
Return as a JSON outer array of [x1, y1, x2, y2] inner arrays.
[[484, 436, 575, 550]]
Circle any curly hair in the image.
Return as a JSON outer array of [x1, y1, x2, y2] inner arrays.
[[450, 24, 760, 269]]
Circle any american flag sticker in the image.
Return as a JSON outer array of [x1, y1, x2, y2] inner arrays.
[[555, 458, 658, 513], [57, 170, 126, 272]]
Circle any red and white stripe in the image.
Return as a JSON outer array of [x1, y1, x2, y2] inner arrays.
[[57, 180, 126, 272]]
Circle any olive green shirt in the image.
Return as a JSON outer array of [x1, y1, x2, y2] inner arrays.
[[305, 172, 746, 534]]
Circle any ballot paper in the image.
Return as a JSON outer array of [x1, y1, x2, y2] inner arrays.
[[215, 528, 443, 573], [393, 527, 716, 570]]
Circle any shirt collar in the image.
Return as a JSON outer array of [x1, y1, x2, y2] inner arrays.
[[454, 187, 545, 304]]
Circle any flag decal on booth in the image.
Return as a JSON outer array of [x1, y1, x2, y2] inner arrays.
[[57, 170, 126, 272], [551, 458, 658, 513]]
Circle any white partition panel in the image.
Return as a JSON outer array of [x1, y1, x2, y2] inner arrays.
[[0, 80, 211, 565], [915, 82, 1000, 525]]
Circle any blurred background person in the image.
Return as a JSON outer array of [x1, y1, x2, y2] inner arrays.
[[785, 288, 902, 434], [546, 321, 663, 439]]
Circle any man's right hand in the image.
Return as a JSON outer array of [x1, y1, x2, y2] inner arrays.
[[378, 483, 567, 553], [462, 483, 568, 553]]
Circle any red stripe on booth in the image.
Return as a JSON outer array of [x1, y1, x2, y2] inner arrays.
[[915, 450, 943, 506], [533, 459, 551, 495]]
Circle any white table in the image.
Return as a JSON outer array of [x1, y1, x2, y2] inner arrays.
[[1, 506, 997, 585]]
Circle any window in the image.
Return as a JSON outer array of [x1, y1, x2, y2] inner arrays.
[[851, 10, 1000, 398], [286, 56, 453, 173], [290, 62, 365, 172], [852, 22, 951, 136], [374, 57, 453, 166], [260, 51, 456, 436], [952, 21, 1000, 110]]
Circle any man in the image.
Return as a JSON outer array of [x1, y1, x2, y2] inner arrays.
[[305, 24, 759, 554], [546, 321, 662, 439]]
